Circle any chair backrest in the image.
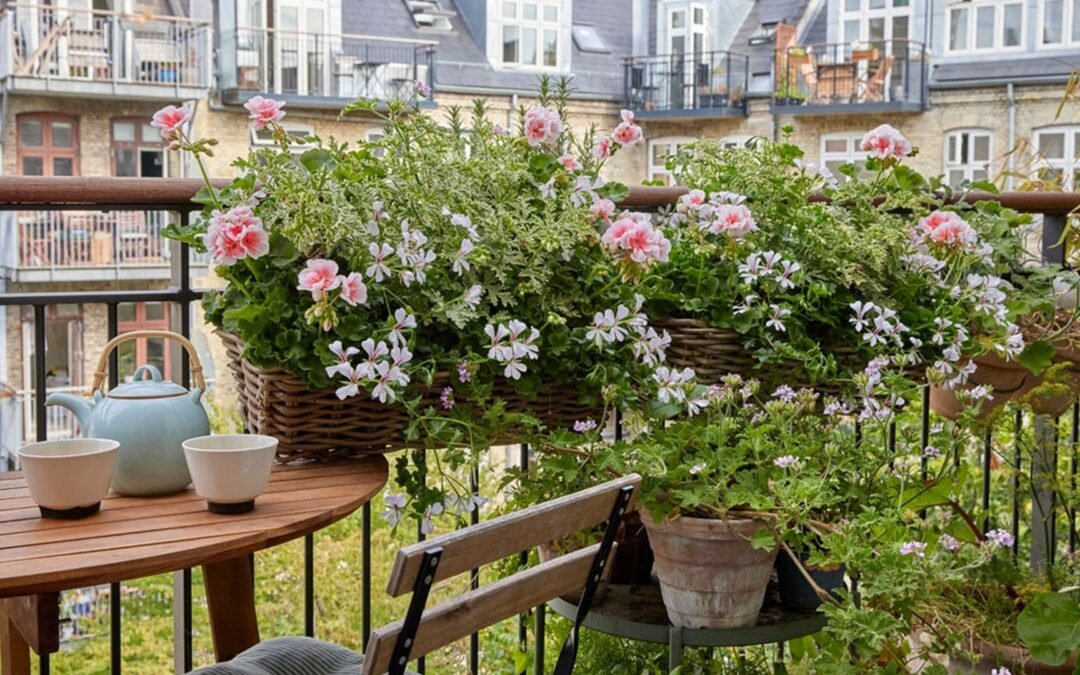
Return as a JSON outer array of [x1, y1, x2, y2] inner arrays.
[[869, 54, 894, 86], [360, 474, 641, 675]]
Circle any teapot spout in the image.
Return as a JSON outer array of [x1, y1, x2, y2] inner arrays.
[[45, 392, 95, 432]]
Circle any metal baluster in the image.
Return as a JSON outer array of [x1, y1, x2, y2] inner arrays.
[[362, 501, 372, 648], [469, 463, 480, 674], [982, 429, 992, 532], [518, 442, 529, 675], [919, 387, 930, 518], [1071, 403, 1078, 553], [305, 533, 315, 637], [1013, 410, 1023, 559], [416, 450, 426, 674], [105, 302, 122, 674], [33, 303, 48, 673]]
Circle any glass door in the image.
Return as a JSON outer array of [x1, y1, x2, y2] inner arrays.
[[275, 0, 327, 96]]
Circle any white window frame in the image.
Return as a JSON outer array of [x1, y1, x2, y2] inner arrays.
[[647, 136, 693, 184], [660, 1, 709, 56], [496, 0, 568, 71], [1034, 125, 1080, 190], [840, 0, 913, 45], [1037, 0, 1080, 48], [250, 122, 315, 153], [820, 132, 865, 181], [945, 0, 1025, 54], [943, 129, 994, 187]]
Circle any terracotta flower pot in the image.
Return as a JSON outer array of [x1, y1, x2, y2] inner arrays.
[[641, 512, 777, 629], [930, 352, 1034, 421]]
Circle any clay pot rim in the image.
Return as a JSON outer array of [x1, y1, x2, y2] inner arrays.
[[639, 510, 772, 533]]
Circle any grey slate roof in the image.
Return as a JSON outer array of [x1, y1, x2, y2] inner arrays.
[[728, 0, 815, 95], [932, 55, 1080, 87], [341, 0, 629, 99]]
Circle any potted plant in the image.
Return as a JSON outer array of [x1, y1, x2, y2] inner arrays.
[[157, 78, 660, 528], [610, 377, 875, 629]]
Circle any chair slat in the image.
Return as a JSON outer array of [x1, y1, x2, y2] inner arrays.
[[362, 543, 610, 675], [386, 474, 639, 597]]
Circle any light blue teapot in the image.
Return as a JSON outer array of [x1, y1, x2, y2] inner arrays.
[[47, 330, 210, 496]]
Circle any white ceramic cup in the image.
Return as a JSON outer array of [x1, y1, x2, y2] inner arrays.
[[182, 434, 278, 514], [18, 438, 120, 519]]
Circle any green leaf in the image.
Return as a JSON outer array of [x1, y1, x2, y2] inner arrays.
[[191, 185, 219, 206], [300, 148, 335, 173], [1018, 340, 1056, 376], [1018, 592, 1080, 666], [748, 527, 776, 551], [596, 181, 629, 203]]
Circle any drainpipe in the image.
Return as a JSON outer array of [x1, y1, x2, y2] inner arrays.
[[1006, 82, 1016, 191]]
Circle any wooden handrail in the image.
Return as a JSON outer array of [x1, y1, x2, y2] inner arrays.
[[0, 177, 1077, 216]]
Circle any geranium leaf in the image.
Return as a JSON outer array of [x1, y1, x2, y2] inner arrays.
[[1017, 592, 1080, 666], [1018, 340, 1056, 375]]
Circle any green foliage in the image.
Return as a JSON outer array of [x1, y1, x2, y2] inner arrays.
[[1018, 591, 1080, 667]]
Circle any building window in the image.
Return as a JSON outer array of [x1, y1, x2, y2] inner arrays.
[[17, 114, 78, 177], [500, 0, 562, 68], [117, 302, 172, 381], [250, 123, 315, 154], [1035, 126, 1080, 190], [1041, 0, 1080, 45], [112, 119, 166, 178], [663, 2, 708, 55], [944, 129, 993, 187], [648, 137, 692, 184], [820, 132, 865, 178], [841, 0, 912, 45], [948, 1, 1024, 52]]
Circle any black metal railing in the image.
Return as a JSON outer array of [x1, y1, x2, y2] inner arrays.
[[219, 28, 436, 101], [623, 51, 749, 116], [1, 178, 1078, 672], [774, 39, 927, 110]]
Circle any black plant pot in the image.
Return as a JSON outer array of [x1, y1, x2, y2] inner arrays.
[[775, 548, 845, 611]]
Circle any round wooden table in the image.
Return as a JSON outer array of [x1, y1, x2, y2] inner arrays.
[[0, 457, 388, 675]]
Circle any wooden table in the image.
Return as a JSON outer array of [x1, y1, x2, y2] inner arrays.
[[0, 458, 388, 674]]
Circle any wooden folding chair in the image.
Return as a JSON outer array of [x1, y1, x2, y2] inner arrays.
[[862, 54, 894, 103], [190, 474, 640, 675]]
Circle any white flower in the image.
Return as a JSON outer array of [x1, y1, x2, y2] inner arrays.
[[653, 366, 695, 403], [366, 243, 394, 282], [356, 338, 389, 378], [774, 455, 802, 470], [463, 284, 483, 309], [420, 502, 443, 535], [391, 345, 413, 368], [778, 260, 801, 290], [326, 340, 359, 377], [995, 323, 1025, 361], [733, 294, 757, 315], [450, 212, 478, 238], [390, 309, 417, 346], [689, 463, 706, 475], [738, 253, 764, 284], [382, 493, 406, 526], [766, 305, 790, 332], [538, 178, 556, 200], [334, 363, 364, 400], [849, 301, 877, 332], [453, 238, 474, 275]]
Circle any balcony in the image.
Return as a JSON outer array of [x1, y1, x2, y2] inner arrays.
[[0, 3, 211, 100], [219, 28, 436, 108], [0, 209, 207, 282], [772, 40, 927, 114], [623, 51, 749, 119]]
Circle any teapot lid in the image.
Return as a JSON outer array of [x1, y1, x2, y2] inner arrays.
[[108, 365, 189, 400]]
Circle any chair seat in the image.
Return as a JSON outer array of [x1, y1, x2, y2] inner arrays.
[[189, 636, 419, 675]]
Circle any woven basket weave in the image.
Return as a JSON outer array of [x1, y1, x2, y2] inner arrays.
[[657, 317, 862, 393], [220, 331, 595, 461]]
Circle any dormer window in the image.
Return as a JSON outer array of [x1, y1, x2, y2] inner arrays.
[[404, 0, 454, 31], [499, 0, 566, 69]]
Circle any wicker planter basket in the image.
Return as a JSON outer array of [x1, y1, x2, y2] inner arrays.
[[219, 331, 595, 461], [656, 317, 862, 393]]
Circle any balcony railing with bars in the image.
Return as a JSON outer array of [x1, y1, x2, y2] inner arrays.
[[774, 39, 928, 113], [0, 3, 212, 97], [0, 210, 208, 282], [623, 50, 749, 118], [219, 28, 436, 105]]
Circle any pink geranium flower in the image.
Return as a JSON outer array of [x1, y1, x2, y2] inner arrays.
[[591, 196, 616, 221], [297, 259, 342, 300], [203, 205, 268, 265], [558, 154, 582, 171], [612, 109, 643, 146], [150, 105, 191, 142], [860, 124, 911, 160], [243, 96, 286, 130], [593, 135, 613, 161], [602, 214, 670, 268], [919, 210, 978, 249], [338, 272, 368, 306], [523, 106, 563, 148], [709, 204, 757, 239]]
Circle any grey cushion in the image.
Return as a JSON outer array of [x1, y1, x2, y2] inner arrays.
[[189, 636, 419, 675]]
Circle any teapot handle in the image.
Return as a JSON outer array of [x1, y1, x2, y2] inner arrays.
[[91, 330, 207, 395]]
